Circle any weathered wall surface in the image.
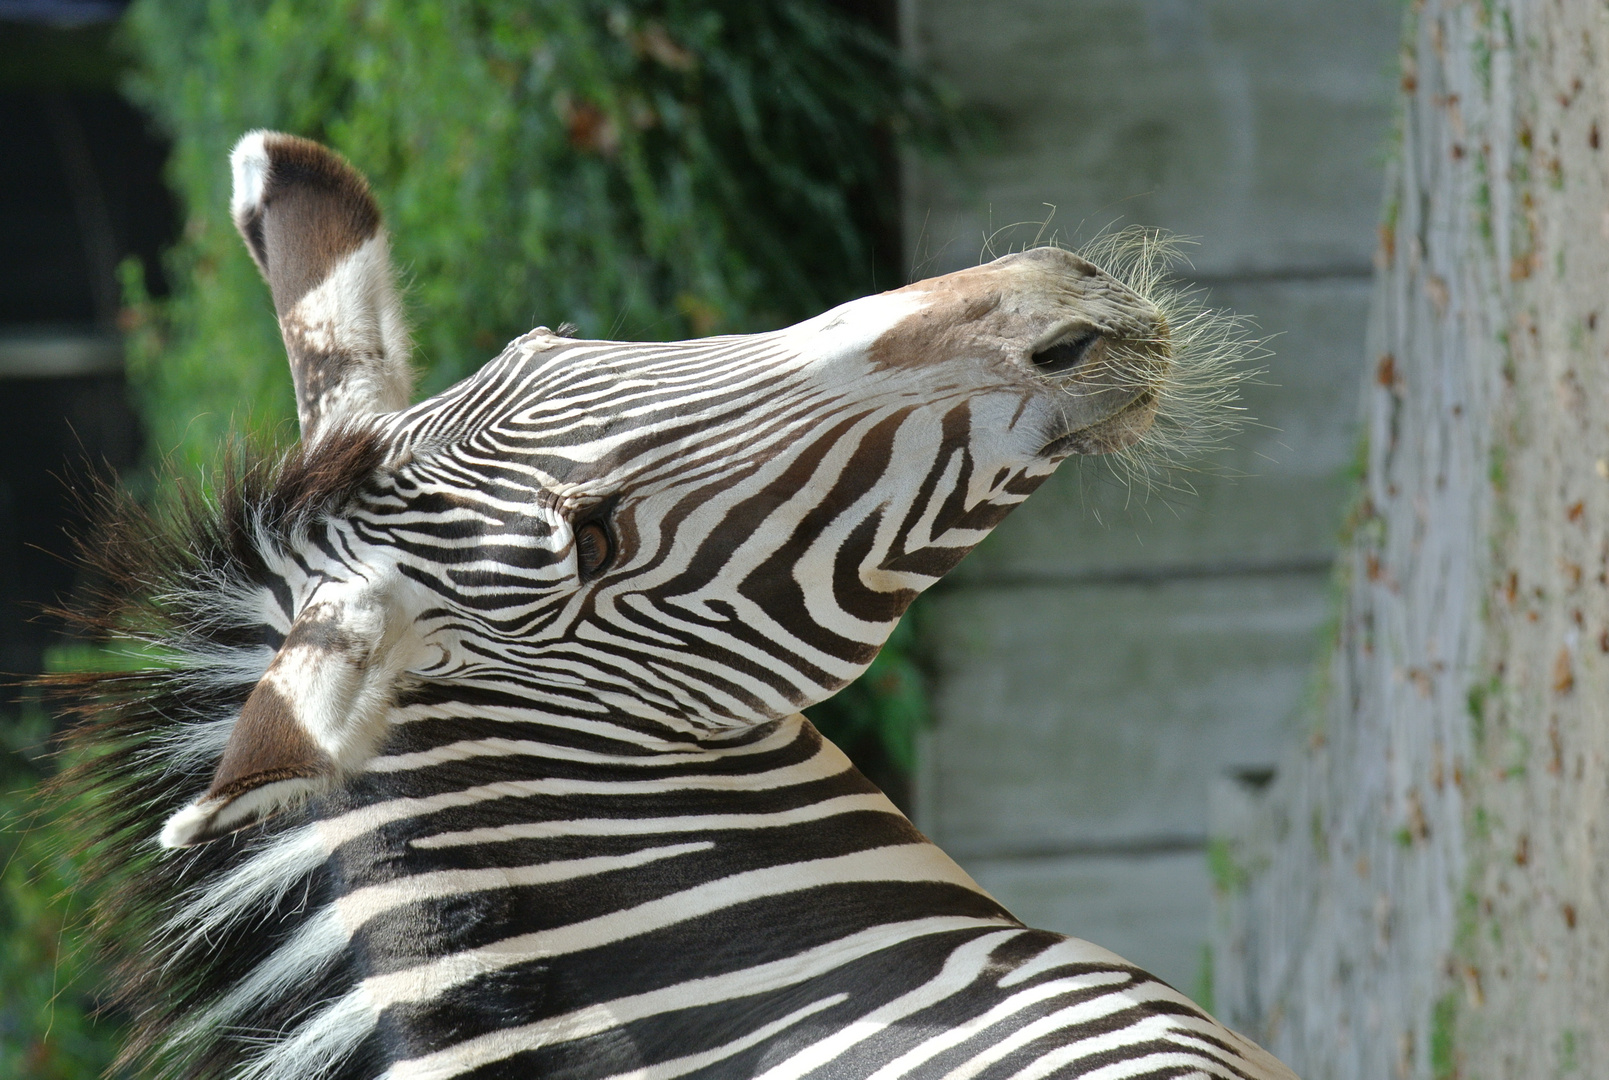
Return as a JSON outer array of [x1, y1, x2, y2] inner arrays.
[[901, 0, 1399, 994], [1219, 4, 1609, 1078]]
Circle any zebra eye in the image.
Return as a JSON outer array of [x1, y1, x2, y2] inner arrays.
[[575, 520, 613, 579], [1031, 330, 1101, 376]]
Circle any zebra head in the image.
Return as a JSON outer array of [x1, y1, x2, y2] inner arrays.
[[70, 133, 1299, 1080], [161, 132, 1180, 848]]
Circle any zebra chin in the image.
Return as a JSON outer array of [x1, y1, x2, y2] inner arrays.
[[1040, 384, 1163, 458]]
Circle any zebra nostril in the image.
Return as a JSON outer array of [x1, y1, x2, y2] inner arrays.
[[1031, 331, 1101, 376]]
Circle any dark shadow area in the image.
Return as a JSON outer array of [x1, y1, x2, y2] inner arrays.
[[0, 11, 170, 769]]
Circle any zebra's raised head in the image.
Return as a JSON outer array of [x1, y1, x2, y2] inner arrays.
[[164, 131, 1174, 849], [65, 133, 1294, 1080]]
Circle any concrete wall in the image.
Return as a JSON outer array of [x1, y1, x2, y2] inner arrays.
[[901, 0, 1399, 993], [1218, 6, 1609, 1075]]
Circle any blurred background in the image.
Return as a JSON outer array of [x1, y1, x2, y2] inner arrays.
[[0, 0, 1399, 1073]]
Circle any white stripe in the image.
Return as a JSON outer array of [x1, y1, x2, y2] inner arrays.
[[996, 933, 1136, 988], [363, 842, 997, 1011], [862, 970, 1137, 1080], [237, 984, 376, 1080], [334, 841, 712, 932], [367, 721, 799, 773], [186, 906, 348, 1036], [596, 995, 847, 1080], [315, 740, 851, 848], [410, 792, 897, 848], [1010, 1038, 1236, 1080], [750, 932, 1013, 1080], [940, 993, 1198, 1080], [385, 918, 1008, 1080], [162, 826, 327, 941]]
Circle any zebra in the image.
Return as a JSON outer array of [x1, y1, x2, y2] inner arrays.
[[58, 131, 1297, 1080]]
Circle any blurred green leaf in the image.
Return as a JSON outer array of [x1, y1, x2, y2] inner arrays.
[[0, 778, 122, 1078], [117, 0, 950, 469]]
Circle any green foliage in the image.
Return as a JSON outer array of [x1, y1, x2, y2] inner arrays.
[[1206, 837, 1249, 895], [1466, 674, 1500, 747], [119, 0, 946, 467], [0, 780, 122, 1079], [1430, 991, 1459, 1080], [803, 614, 930, 781], [1488, 441, 1507, 491], [0, 678, 118, 1076], [1193, 943, 1215, 1016], [0, 643, 181, 1073], [1558, 1029, 1580, 1075], [0, 22, 121, 90]]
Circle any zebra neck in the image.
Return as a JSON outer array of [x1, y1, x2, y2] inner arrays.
[[329, 709, 987, 888], [306, 709, 1014, 1010], [158, 706, 1280, 1080]]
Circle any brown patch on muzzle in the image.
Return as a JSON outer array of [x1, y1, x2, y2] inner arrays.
[[863, 248, 1172, 457]]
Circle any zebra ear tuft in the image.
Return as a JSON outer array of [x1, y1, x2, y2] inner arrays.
[[160, 778, 327, 849], [159, 589, 407, 848], [159, 677, 334, 848], [228, 130, 413, 440], [229, 130, 274, 274]]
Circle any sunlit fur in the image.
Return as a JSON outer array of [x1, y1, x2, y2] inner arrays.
[[51, 135, 1298, 1080]]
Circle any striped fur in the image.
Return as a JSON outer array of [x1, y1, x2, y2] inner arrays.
[[59, 133, 1296, 1079]]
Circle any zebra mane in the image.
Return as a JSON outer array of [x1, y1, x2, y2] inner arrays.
[[49, 427, 388, 1079]]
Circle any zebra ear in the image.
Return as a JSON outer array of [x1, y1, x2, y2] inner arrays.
[[230, 131, 413, 441], [159, 677, 332, 847], [160, 592, 402, 848]]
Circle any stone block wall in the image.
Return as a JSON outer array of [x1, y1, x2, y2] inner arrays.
[[901, 0, 1400, 992]]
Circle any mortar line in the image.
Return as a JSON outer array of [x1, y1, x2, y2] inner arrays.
[[945, 834, 1211, 862], [935, 555, 1335, 592]]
